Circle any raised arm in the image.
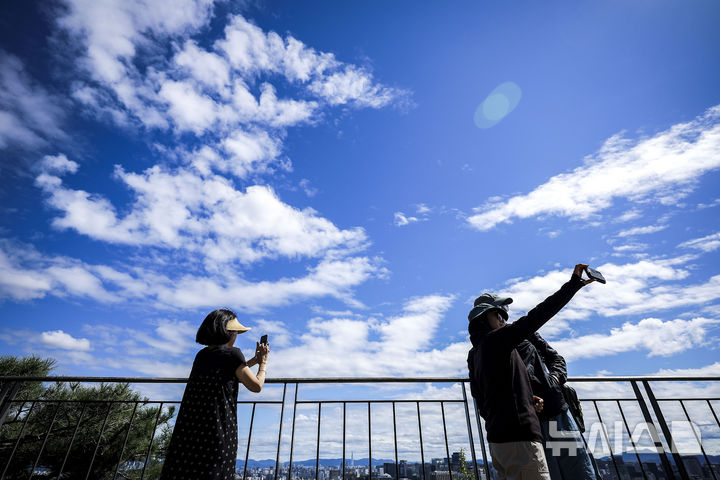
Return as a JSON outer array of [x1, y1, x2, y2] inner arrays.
[[491, 264, 592, 350], [236, 342, 269, 393]]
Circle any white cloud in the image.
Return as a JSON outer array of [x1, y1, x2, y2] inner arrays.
[[468, 105, 720, 230], [174, 40, 231, 93], [40, 330, 91, 351], [268, 294, 462, 378], [0, 51, 66, 149], [394, 212, 419, 226], [36, 161, 368, 265], [552, 317, 719, 361], [309, 66, 399, 108], [0, 240, 381, 312], [617, 224, 668, 237], [157, 79, 219, 134], [40, 154, 79, 174], [680, 232, 720, 252], [394, 204, 432, 227]]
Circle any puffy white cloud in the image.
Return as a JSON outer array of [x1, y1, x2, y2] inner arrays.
[[40, 330, 91, 351], [40, 154, 79, 174], [552, 317, 719, 361], [0, 240, 380, 312], [174, 40, 231, 93], [680, 232, 720, 253], [468, 105, 720, 230], [157, 79, 219, 134], [0, 52, 66, 149], [36, 160, 368, 265], [267, 294, 462, 378]]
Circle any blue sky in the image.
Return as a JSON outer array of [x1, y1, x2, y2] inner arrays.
[[1, 0, 720, 387]]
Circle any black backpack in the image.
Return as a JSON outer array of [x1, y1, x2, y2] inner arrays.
[[561, 383, 585, 433]]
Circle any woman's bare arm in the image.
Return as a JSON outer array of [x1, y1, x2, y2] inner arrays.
[[236, 343, 269, 393]]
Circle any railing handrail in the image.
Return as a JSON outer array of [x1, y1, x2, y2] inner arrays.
[[1, 375, 719, 383]]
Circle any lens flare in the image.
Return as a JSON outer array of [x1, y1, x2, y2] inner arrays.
[[474, 81, 522, 129]]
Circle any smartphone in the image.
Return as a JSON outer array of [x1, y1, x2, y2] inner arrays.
[[585, 267, 606, 284], [260, 334, 268, 345]]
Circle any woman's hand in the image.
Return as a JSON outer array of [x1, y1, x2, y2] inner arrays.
[[255, 342, 270, 365], [573, 263, 595, 285], [533, 396, 544, 413]]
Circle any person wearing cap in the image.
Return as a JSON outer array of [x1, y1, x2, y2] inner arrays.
[[516, 334, 597, 479], [467, 264, 594, 480], [161, 309, 270, 480]]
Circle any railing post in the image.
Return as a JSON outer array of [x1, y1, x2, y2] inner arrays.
[[243, 403, 257, 480], [288, 383, 299, 480], [641, 381, 690, 480], [461, 382, 479, 480], [470, 392, 490, 480], [275, 382, 287, 480], [631, 380, 677, 479], [368, 402, 372, 480]]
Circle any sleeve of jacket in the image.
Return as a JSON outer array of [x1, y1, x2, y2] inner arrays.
[[467, 348, 481, 399], [528, 333, 568, 384], [491, 274, 584, 351]]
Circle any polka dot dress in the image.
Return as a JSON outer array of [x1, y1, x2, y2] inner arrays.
[[161, 346, 246, 479]]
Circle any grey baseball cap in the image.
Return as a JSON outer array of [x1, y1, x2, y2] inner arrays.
[[467, 293, 513, 322]]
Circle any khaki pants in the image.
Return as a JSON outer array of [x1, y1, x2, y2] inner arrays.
[[488, 440, 551, 480]]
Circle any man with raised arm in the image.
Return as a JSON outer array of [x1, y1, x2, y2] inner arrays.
[[466, 264, 594, 480]]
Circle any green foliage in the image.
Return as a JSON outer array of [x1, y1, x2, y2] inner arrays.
[[457, 448, 475, 480], [0, 356, 175, 479]]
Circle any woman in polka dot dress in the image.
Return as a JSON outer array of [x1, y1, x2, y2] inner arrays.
[[160, 309, 270, 479]]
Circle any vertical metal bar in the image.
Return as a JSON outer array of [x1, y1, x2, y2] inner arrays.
[[708, 400, 720, 429], [29, 402, 62, 478], [368, 402, 372, 480], [60, 402, 87, 478], [471, 396, 490, 480], [113, 401, 138, 480], [139, 402, 164, 480], [461, 383, 479, 480], [593, 401, 621, 480], [616, 400, 647, 480], [243, 403, 257, 480], [275, 383, 288, 480], [1, 401, 35, 480], [85, 402, 114, 480], [392, 402, 399, 480], [679, 400, 717, 480], [342, 402, 346, 480], [631, 380, 676, 479], [416, 402, 425, 480], [642, 380, 690, 480], [0, 382, 22, 431], [315, 403, 322, 480], [288, 383, 299, 480], [440, 402, 453, 480]]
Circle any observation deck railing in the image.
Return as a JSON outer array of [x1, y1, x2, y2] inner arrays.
[[0, 376, 718, 480]]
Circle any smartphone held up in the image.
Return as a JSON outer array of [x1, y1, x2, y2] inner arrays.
[[585, 266, 606, 284]]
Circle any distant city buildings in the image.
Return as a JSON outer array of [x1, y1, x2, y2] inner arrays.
[[235, 453, 720, 480]]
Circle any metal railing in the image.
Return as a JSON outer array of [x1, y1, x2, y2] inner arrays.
[[0, 376, 718, 480]]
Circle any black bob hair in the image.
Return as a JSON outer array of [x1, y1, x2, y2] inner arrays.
[[196, 308, 238, 346]]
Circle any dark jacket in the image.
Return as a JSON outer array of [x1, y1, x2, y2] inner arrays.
[[516, 333, 568, 420], [467, 275, 583, 443]]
